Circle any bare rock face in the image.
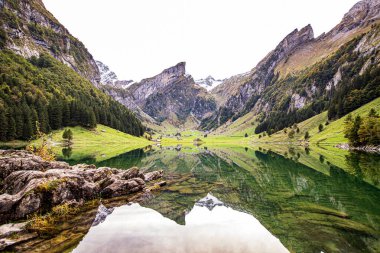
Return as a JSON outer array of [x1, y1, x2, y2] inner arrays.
[[202, 0, 380, 131], [1, 0, 101, 85], [0, 150, 69, 182], [144, 170, 164, 182], [337, 0, 380, 33], [202, 25, 314, 129], [103, 62, 217, 126], [0, 150, 164, 224]]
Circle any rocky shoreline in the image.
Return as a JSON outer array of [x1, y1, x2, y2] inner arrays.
[[336, 144, 380, 153], [0, 150, 164, 224]]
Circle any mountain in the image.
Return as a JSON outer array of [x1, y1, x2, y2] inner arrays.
[[195, 76, 224, 91], [102, 62, 217, 128], [0, 0, 145, 141], [96, 60, 134, 89], [202, 0, 380, 133], [0, 0, 101, 85]]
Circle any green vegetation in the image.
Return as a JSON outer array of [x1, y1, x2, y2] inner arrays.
[[254, 97, 380, 146], [211, 112, 259, 137], [310, 97, 380, 144], [0, 50, 144, 142], [344, 109, 380, 147], [28, 203, 80, 235], [27, 122, 56, 161], [42, 125, 151, 162], [62, 129, 73, 143], [253, 26, 380, 135]]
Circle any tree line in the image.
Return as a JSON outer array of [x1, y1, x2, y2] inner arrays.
[[344, 109, 380, 147], [0, 50, 144, 142]]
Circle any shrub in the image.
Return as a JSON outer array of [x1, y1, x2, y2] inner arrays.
[[62, 128, 73, 142], [288, 129, 295, 139], [304, 131, 310, 140]]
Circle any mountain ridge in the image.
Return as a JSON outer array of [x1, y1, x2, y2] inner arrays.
[[0, 0, 102, 85], [201, 0, 380, 133]]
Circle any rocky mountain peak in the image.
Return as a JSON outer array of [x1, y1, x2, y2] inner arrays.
[[333, 0, 380, 33], [132, 62, 188, 97], [344, 0, 380, 22], [195, 75, 224, 91], [255, 24, 314, 76], [161, 62, 186, 77], [277, 24, 314, 54]]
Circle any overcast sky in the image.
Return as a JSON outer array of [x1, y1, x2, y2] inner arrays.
[[43, 0, 358, 81]]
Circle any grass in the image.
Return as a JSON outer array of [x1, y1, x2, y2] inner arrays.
[[212, 112, 258, 137], [252, 97, 380, 146], [32, 124, 152, 162], [252, 111, 329, 144], [0, 140, 28, 149], [310, 97, 380, 144], [159, 135, 250, 147]]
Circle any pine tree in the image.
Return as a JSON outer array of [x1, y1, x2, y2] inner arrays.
[[37, 102, 50, 133], [288, 129, 295, 139], [22, 104, 33, 140], [62, 102, 71, 126], [0, 111, 8, 141], [304, 131, 310, 140], [14, 107, 23, 139], [89, 110, 97, 128], [49, 99, 62, 130], [62, 128, 73, 142], [368, 108, 379, 118], [344, 115, 362, 147], [318, 124, 324, 132], [31, 108, 38, 136], [7, 116, 16, 141]]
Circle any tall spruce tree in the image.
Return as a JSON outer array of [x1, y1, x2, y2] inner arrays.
[[22, 103, 33, 140], [7, 116, 16, 141], [0, 111, 8, 141]]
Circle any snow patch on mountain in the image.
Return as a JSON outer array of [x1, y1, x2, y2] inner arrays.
[[195, 76, 224, 91], [96, 60, 134, 89]]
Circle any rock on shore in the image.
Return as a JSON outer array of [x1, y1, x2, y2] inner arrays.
[[0, 150, 163, 224]]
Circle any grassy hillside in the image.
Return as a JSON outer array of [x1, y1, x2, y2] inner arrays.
[[253, 97, 380, 145], [310, 97, 380, 144], [32, 124, 151, 162], [212, 112, 258, 137]]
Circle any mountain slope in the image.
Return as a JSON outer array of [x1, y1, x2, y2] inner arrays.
[[0, 50, 145, 142], [0, 0, 101, 85], [203, 0, 380, 135], [103, 62, 217, 128], [0, 0, 145, 141], [253, 97, 380, 145], [96, 60, 134, 89]]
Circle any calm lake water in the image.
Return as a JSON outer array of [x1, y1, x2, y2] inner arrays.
[[59, 145, 380, 253]]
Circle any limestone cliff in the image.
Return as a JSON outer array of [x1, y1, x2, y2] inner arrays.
[[0, 0, 101, 85], [202, 0, 380, 131], [102, 62, 217, 127]]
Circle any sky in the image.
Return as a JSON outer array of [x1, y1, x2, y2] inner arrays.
[[43, 0, 359, 81]]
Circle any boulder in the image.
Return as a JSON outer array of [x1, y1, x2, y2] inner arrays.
[[144, 170, 164, 182], [0, 150, 164, 224]]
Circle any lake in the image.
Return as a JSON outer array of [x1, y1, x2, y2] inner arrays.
[[35, 145, 380, 252]]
